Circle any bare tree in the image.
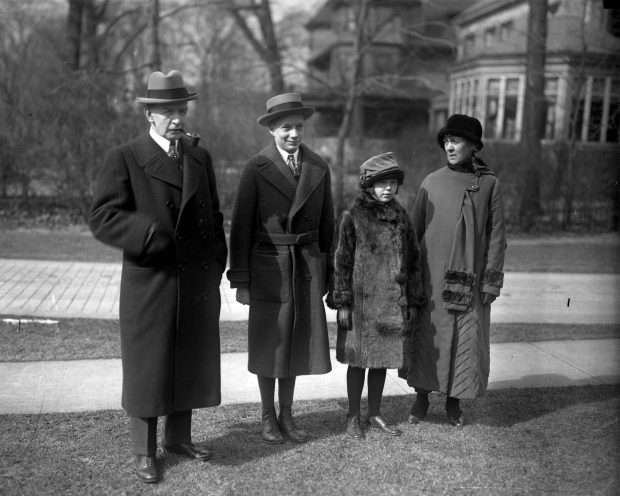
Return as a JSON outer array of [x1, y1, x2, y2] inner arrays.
[[333, 0, 371, 215], [519, 0, 548, 230], [225, 0, 285, 93], [148, 0, 162, 71]]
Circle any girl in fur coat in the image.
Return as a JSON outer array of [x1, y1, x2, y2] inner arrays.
[[328, 152, 425, 439]]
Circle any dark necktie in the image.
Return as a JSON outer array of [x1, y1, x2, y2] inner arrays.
[[168, 142, 181, 169], [287, 154, 300, 178]]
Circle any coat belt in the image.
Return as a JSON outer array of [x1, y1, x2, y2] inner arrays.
[[254, 230, 319, 246]]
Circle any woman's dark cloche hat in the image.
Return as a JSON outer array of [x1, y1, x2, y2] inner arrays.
[[359, 152, 404, 189], [257, 93, 315, 127], [436, 114, 483, 150], [135, 70, 198, 104]]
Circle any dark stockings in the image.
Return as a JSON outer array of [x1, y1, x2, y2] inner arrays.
[[346, 366, 387, 416], [257, 375, 296, 411]]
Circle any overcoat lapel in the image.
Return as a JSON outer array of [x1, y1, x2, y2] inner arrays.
[[289, 144, 326, 222], [179, 142, 203, 213], [255, 143, 296, 202], [132, 133, 183, 189]]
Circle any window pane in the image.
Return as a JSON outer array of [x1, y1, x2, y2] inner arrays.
[[588, 78, 606, 142], [485, 79, 500, 138], [607, 79, 620, 142], [503, 95, 518, 139], [506, 77, 520, 94], [544, 77, 559, 140]]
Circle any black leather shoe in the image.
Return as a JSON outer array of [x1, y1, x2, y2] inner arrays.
[[278, 407, 309, 443], [135, 455, 159, 483], [409, 393, 429, 424], [345, 414, 364, 439], [262, 408, 284, 444], [446, 397, 464, 427], [164, 442, 213, 461], [366, 415, 401, 436]]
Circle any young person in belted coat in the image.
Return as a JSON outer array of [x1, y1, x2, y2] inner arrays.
[[89, 70, 227, 483], [227, 93, 334, 444], [328, 153, 425, 440], [400, 114, 506, 427]]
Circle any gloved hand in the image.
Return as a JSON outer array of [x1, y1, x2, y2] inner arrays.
[[337, 306, 352, 330], [482, 293, 496, 305], [236, 288, 250, 305]]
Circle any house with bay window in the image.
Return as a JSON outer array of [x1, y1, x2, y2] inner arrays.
[[444, 0, 619, 228], [448, 0, 620, 145]]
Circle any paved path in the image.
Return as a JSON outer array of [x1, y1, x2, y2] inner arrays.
[[1, 259, 619, 323], [0, 258, 619, 415], [2, 340, 619, 414]]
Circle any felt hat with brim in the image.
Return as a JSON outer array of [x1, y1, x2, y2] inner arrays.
[[359, 152, 404, 189], [135, 70, 198, 104], [257, 93, 315, 127], [437, 113, 483, 150]]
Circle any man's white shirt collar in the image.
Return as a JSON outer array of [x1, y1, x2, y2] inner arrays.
[[275, 146, 299, 164], [150, 127, 175, 152]]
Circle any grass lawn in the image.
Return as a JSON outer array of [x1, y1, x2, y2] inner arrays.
[[1, 385, 618, 495], [0, 226, 618, 272], [1, 316, 619, 361]]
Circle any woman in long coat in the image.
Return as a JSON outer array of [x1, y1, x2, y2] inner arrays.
[[401, 114, 506, 426], [227, 93, 334, 444]]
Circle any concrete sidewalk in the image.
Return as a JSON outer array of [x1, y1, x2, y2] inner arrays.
[[1, 259, 619, 323], [2, 340, 619, 414]]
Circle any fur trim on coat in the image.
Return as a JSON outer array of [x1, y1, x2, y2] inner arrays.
[[328, 192, 424, 369]]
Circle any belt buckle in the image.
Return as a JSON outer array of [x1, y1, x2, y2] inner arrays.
[[296, 232, 311, 245]]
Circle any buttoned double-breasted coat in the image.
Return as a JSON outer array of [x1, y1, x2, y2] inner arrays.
[[227, 142, 334, 378], [89, 132, 227, 418]]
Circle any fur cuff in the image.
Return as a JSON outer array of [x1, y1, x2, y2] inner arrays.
[[445, 270, 476, 286], [442, 289, 473, 307], [482, 269, 504, 289], [331, 288, 353, 307]]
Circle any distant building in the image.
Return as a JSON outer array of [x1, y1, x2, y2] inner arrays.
[[449, 0, 620, 145], [303, 0, 461, 151]]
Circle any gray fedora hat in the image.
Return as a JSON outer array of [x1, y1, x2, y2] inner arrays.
[[135, 70, 198, 104], [257, 93, 315, 127]]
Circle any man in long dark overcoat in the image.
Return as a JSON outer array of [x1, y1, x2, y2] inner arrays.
[[89, 70, 227, 483], [227, 93, 334, 445]]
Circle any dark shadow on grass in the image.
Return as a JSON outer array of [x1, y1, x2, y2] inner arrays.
[[187, 383, 619, 467]]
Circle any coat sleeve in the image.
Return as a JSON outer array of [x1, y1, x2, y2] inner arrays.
[[329, 211, 356, 309], [411, 182, 428, 244], [482, 177, 507, 297], [226, 160, 258, 289], [204, 149, 228, 271], [89, 146, 165, 261], [318, 165, 335, 254], [405, 214, 425, 307]]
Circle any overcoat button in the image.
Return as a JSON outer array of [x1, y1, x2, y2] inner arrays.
[[198, 219, 205, 226], [166, 201, 174, 209], [199, 200, 206, 208], [201, 293, 208, 301], [176, 233, 183, 240], [202, 263, 209, 270], [179, 264, 185, 272]]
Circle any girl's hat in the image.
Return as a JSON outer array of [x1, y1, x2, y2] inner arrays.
[[436, 114, 483, 150], [359, 152, 404, 188], [135, 70, 198, 104], [257, 93, 315, 127]]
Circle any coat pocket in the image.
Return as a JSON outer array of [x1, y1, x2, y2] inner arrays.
[[250, 252, 291, 302]]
